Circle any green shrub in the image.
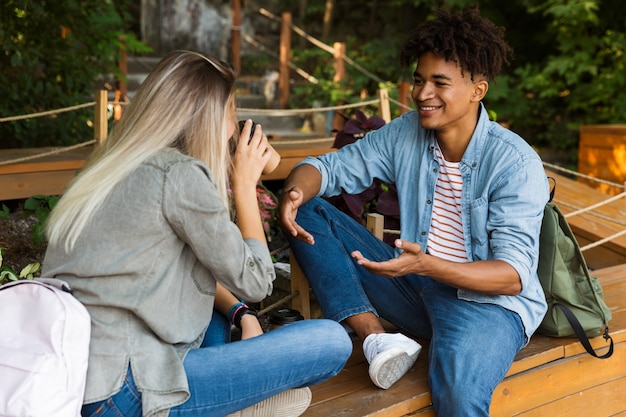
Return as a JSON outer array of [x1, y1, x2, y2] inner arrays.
[[0, 0, 150, 149]]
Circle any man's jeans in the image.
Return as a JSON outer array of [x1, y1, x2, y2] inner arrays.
[[81, 313, 351, 417], [288, 197, 526, 417]]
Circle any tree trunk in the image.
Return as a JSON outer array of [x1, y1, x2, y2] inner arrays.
[[322, 0, 335, 39]]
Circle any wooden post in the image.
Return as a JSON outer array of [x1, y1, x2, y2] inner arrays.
[[231, 0, 242, 75], [333, 42, 346, 83], [94, 90, 108, 145], [367, 213, 385, 240], [289, 250, 311, 319], [377, 88, 391, 123], [278, 12, 292, 108], [398, 81, 411, 115]]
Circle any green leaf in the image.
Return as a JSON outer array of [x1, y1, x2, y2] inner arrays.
[[19, 262, 41, 279]]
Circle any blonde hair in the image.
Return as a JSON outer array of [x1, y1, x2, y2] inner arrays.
[[46, 50, 237, 252]]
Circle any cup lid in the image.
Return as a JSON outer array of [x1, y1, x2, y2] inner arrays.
[[269, 308, 304, 325]]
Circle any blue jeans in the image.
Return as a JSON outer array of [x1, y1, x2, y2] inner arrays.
[[288, 198, 526, 417], [81, 312, 351, 417]]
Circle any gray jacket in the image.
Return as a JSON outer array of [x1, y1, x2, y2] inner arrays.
[[42, 148, 275, 417]]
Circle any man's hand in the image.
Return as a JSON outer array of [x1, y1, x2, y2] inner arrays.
[[278, 187, 315, 245], [351, 239, 427, 278], [352, 239, 523, 295]]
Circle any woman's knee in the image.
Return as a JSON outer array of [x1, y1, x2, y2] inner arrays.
[[281, 319, 352, 362]]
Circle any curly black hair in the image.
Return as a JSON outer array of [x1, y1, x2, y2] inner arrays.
[[399, 7, 512, 81]]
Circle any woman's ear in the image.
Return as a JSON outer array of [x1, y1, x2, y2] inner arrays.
[[472, 80, 489, 102]]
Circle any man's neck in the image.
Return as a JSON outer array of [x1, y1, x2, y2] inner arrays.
[[434, 107, 481, 162]]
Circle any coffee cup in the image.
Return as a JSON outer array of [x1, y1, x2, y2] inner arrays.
[[238, 120, 281, 175], [269, 308, 304, 330]]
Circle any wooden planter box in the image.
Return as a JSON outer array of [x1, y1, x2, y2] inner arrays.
[[579, 125, 626, 194], [0, 140, 335, 201]]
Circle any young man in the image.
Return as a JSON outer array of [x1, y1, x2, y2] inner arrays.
[[278, 7, 549, 416]]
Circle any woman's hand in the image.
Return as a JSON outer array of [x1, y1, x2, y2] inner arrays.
[[232, 120, 272, 190], [239, 313, 264, 340]]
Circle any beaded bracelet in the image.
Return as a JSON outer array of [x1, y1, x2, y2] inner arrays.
[[228, 301, 246, 326]]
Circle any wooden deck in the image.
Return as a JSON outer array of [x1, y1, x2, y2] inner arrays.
[[545, 168, 626, 269], [0, 139, 335, 201], [303, 263, 626, 417]]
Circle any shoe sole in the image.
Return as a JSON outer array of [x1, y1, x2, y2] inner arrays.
[[228, 387, 312, 417], [368, 345, 421, 389]]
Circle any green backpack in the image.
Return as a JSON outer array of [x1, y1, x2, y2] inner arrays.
[[536, 182, 614, 359]]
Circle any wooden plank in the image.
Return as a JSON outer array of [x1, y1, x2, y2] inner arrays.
[[545, 169, 626, 269], [0, 141, 335, 201], [261, 139, 334, 181], [0, 169, 79, 200], [594, 262, 626, 286], [305, 344, 432, 417], [578, 125, 626, 193], [514, 376, 626, 416], [490, 340, 626, 416], [0, 147, 91, 175]]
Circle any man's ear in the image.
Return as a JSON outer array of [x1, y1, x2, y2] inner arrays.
[[471, 80, 489, 102]]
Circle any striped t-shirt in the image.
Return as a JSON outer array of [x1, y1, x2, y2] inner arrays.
[[426, 145, 469, 262]]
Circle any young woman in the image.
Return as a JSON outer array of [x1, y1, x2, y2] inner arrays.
[[42, 50, 352, 417]]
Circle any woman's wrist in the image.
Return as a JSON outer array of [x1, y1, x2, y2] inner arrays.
[[228, 301, 258, 329]]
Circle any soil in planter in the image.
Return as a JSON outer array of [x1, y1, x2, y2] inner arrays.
[[0, 201, 46, 274]]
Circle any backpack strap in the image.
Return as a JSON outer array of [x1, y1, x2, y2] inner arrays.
[[547, 176, 556, 202], [555, 303, 614, 359]]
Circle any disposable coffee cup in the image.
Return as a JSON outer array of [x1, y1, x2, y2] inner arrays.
[[269, 308, 304, 330], [238, 120, 281, 175]]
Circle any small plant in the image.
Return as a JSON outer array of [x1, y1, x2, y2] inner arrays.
[[0, 247, 41, 285], [0, 204, 10, 220], [256, 182, 279, 243], [23, 195, 60, 244], [229, 182, 280, 244]]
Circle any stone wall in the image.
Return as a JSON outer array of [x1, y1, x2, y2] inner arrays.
[[140, 0, 263, 59]]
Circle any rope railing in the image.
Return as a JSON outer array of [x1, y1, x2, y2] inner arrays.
[[0, 140, 96, 167], [0, 94, 385, 167], [2, 94, 624, 253], [257, 7, 388, 86], [241, 33, 319, 84], [238, 98, 380, 116], [0, 102, 96, 123], [562, 191, 626, 219], [543, 161, 624, 190], [543, 160, 626, 251]]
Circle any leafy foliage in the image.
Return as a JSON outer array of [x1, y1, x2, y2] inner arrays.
[[0, 247, 41, 285], [0, 0, 150, 149], [324, 110, 399, 245], [22, 195, 60, 245], [485, 0, 626, 160]]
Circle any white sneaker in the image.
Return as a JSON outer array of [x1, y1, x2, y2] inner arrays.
[[226, 387, 312, 417], [363, 333, 422, 389]]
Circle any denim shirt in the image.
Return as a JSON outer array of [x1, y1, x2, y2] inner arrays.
[[43, 149, 275, 417], [300, 105, 549, 342]]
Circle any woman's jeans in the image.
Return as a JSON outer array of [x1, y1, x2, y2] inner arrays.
[[81, 312, 351, 417], [288, 198, 526, 417]]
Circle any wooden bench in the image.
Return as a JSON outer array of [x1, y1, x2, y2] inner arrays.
[[301, 263, 626, 416]]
